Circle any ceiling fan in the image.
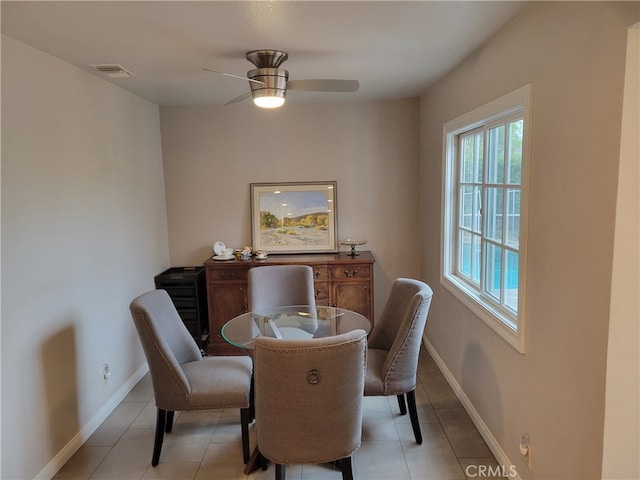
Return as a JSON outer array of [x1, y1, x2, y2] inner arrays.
[[203, 49, 359, 108]]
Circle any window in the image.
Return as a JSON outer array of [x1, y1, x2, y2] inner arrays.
[[442, 85, 532, 352]]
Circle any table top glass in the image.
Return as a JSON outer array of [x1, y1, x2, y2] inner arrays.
[[221, 305, 371, 350]]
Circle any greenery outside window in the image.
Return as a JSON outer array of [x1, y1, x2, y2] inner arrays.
[[442, 85, 532, 352]]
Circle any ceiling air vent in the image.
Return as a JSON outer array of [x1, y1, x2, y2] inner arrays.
[[90, 64, 135, 78]]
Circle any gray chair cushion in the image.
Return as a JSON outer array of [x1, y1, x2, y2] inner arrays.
[[181, 357, 253, 409]]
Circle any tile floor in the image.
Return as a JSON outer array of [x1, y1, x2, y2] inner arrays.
[[54, 347, 505, 480]]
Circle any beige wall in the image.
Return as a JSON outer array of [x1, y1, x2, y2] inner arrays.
[[1, 36, 169, 479], [159, 100, 421, 319], [602, 23, 639, 480], [419, 3, 638, 479]]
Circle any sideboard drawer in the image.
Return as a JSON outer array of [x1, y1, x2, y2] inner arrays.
[[313, 281, 330, 303], [207, 267, 249, 282], [330, 265, 371, 280], [311, 266, 329, 281]]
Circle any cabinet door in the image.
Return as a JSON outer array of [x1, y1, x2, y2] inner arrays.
[[207, 283, 247, 354], [332, 282, 371, 318]]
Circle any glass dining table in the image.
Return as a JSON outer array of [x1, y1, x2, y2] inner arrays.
[[222, 305, 372, 352]]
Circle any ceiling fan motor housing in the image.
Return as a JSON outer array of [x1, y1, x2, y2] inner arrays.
[[247, 67, 289, 102], [246, 49, 288, 69]]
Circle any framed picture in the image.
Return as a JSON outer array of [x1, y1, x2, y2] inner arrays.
[[250, 181, 338, 254]]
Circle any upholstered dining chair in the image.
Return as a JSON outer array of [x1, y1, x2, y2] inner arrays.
[[254, 330, 368, 480], [249, 265, 318, 338], [364, 278, 433, 444], [130, 289, 253, 467], [248, 265, 316, 311]]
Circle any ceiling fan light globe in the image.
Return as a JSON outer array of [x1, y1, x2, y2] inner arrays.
[[253, 95, 286, 109]]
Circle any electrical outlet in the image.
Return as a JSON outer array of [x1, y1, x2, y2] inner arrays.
[[102, 363, 111, 383], [519, 433, 532, 469]]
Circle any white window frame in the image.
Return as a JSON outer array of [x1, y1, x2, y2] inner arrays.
[[441, 84, 532, 353]]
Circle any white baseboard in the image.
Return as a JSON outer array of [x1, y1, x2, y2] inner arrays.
[[35, 364, 149, 480], [424, 338, 522, 480]]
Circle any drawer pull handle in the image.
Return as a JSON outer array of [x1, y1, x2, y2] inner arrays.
[[315, 271, 321, 278], [343, 270, 359, 278]]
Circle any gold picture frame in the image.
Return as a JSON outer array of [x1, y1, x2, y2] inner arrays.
[[250, 181, 338, 254]]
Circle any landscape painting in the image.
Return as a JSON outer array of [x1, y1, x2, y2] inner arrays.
[[250, 181, 338, 254]]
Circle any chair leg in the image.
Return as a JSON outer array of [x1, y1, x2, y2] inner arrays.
[[240, 407, 251, 464], [165, 410, 175, 433], [249, 372, 255, 422], [260, 452, 269, 470], [397, 394, 407, 415], [152, 408, 167, 466], [275, 463, 286, 480], [340, 457, 354, 480], [406, 389, 422, 444]]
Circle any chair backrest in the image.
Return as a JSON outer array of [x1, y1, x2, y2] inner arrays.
[[130, 289, 202, 410], [254, 329, 367, 464], [248, 265, 316, 311], [367, 278, 433, 392]]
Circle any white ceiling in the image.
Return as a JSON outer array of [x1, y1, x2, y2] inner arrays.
[[1, 1, 529, 107]]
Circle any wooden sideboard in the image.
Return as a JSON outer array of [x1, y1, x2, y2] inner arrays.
[[203, 251, 375, 355]]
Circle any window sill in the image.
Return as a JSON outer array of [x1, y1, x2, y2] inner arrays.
[[441, 274, 525, 353]]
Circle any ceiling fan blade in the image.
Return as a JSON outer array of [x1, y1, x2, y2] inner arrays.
[[225, 91, 252, 105], [287, 79, 359, 93], [202, 68, 265, 85]]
